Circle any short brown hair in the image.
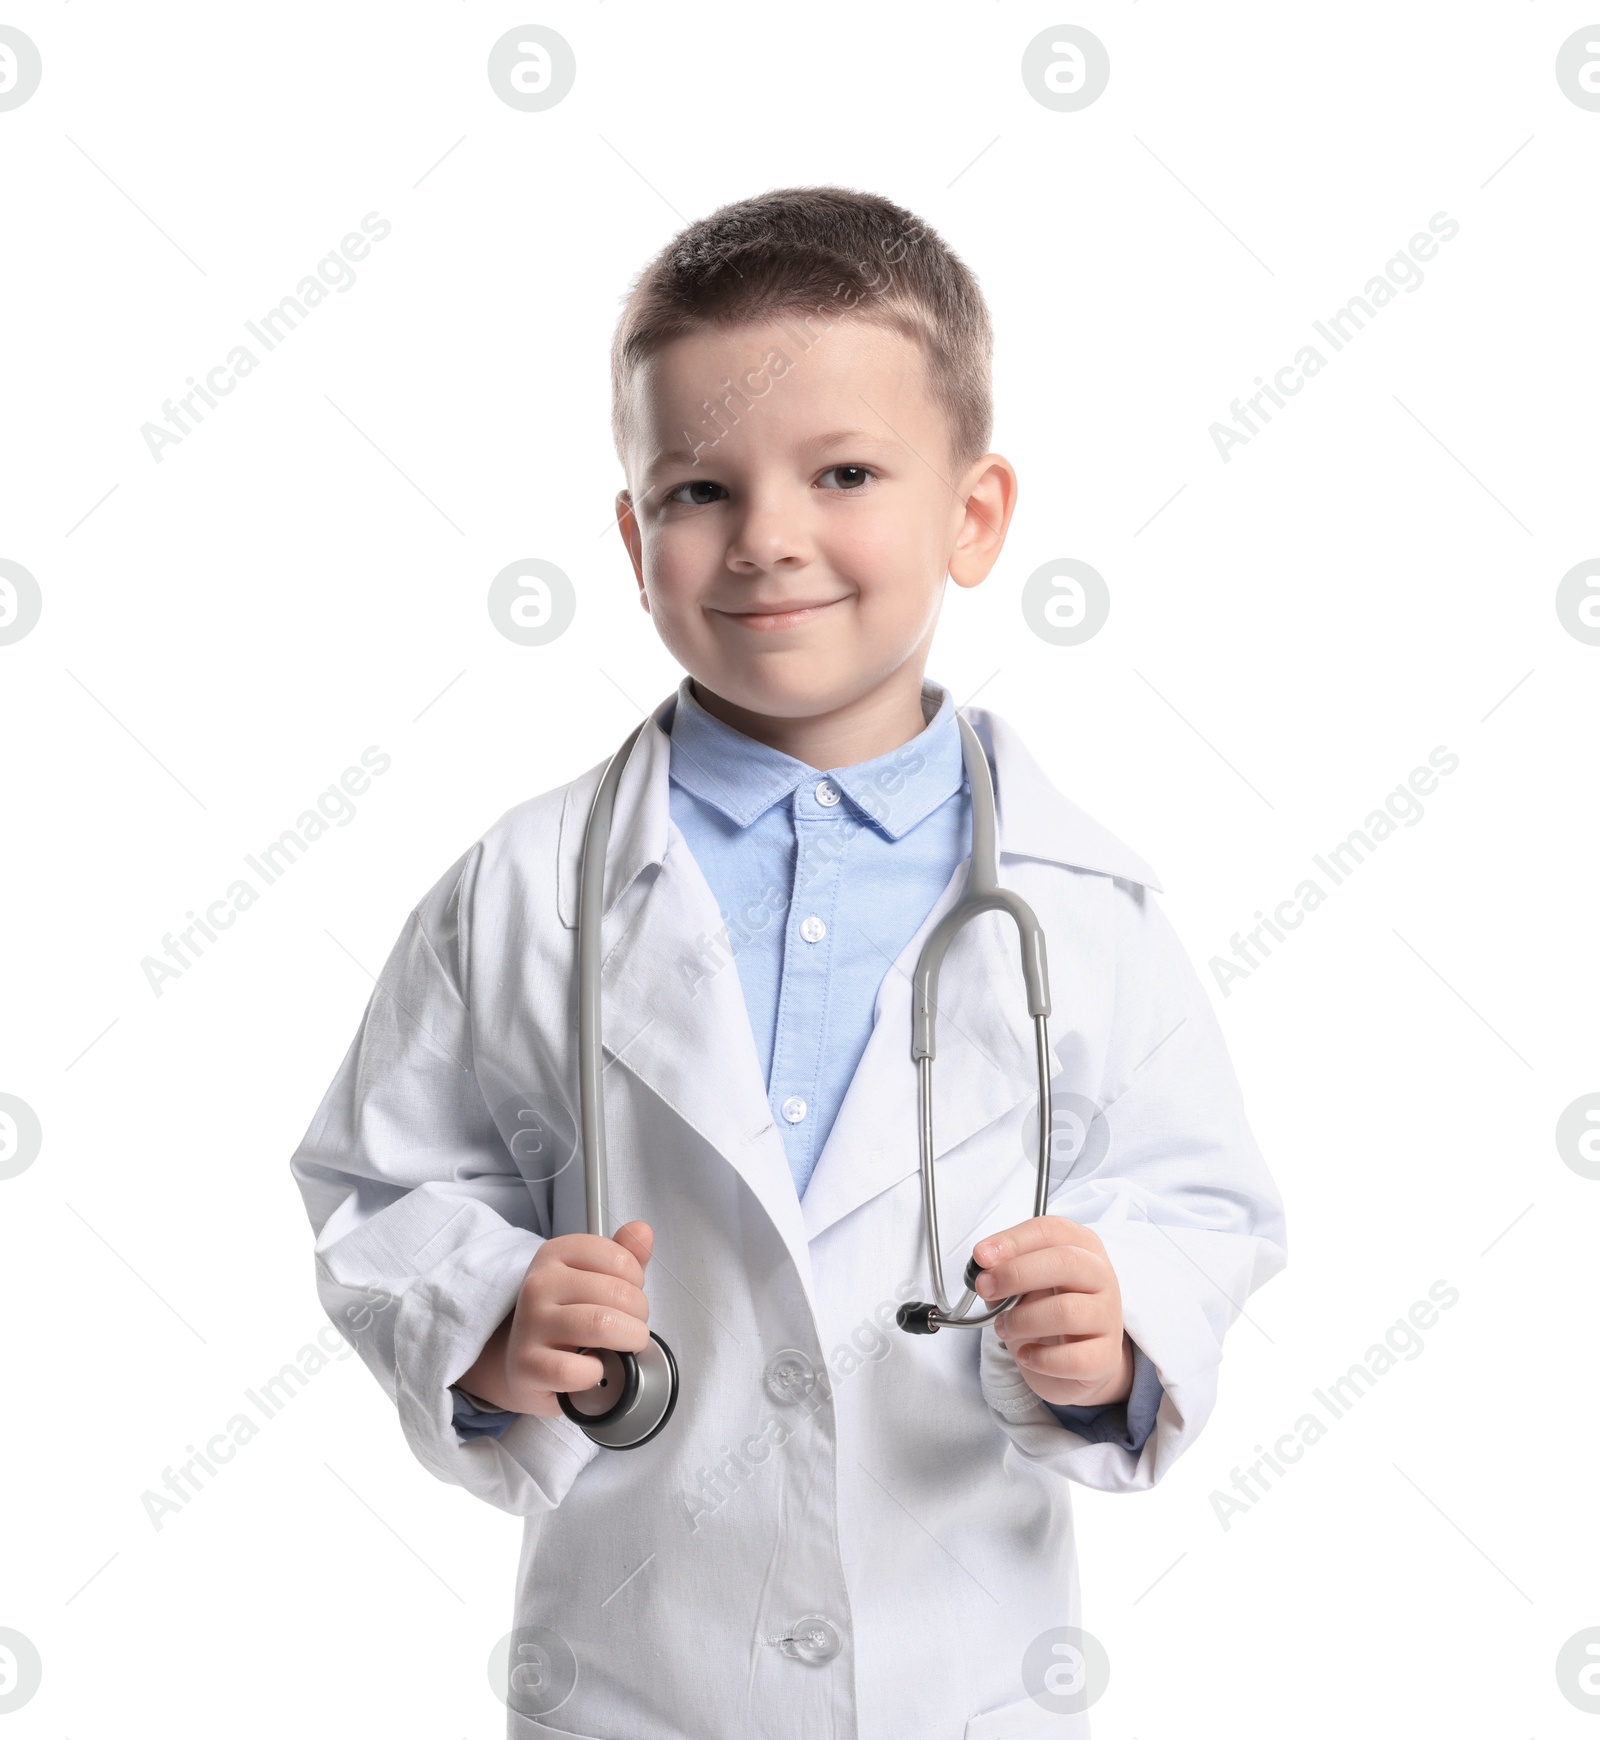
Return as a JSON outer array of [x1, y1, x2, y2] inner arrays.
[[610, 185, 993, 471]]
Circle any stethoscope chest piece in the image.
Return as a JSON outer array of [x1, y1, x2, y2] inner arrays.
[[558, 1331, 680, 1449]]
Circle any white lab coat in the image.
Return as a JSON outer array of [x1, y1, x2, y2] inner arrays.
[[289, 696, 1286, 1740]]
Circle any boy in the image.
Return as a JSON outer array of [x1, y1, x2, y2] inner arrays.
[[289, 187, 1286, 1739]]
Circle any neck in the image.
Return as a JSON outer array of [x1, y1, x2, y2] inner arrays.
[[688, 670, 933, 770]]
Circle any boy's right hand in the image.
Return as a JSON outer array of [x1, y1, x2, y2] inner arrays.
[[493, 1220, 656, 1418]]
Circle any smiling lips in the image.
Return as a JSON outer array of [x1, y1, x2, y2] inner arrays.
[[718, 597, 846, 632]]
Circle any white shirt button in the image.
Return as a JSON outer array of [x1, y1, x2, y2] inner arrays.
[[780, 1095, 808, 1124], [814, 780, 841, 807], [799, 914, 826, 943]]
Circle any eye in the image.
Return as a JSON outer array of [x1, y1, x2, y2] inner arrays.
[[817, 465, 875, 491], [664, 479, 729, 506]]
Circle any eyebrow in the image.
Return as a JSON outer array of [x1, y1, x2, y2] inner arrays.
[[641, 428, 888, 478], [799, 428, 881, 450], [644, 447, 705, 474]]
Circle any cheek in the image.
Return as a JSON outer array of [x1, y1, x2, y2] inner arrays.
[[826, 502, 935, 592], [643, 521, 711, 600]]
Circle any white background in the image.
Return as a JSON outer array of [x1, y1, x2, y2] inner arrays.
[[2, 3, 1597, 1734]]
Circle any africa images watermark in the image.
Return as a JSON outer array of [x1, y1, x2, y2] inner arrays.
[[1208, 1278, 1459, 1531], [1209, 211, 1460, 463], [678, 1284, 920, 1534], [140, 212, 392, 463], [140, 746, 391, 996], [139, 1287, 395, 1531], [1209, 745, 1459, 997]]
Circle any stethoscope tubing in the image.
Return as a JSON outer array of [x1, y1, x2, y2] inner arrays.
[[913, 1014, 1053, 1329], [905, 712, 1054, 1331], [562, 714, 682, 1449], [577, 718, 648, 1241]]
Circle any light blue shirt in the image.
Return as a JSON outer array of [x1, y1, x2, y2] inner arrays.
[[454, 676, 1162, 1451], [666, 675, 970, 1196]]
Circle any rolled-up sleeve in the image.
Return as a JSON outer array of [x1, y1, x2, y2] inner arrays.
[[288, 844, 597, 1513], [1044, 1341, 1164, 1451], [451, 1388, 519, 1442]]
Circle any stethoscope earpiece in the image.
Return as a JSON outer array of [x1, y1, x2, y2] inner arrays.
[[896, 1302, 939, 1335], [898, 1257, 1016, 1336]]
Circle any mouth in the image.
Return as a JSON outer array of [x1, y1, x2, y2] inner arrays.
[[714, 597, 847, 633]]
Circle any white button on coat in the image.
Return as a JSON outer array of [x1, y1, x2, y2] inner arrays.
[[288, 694, 1286, 1740], [763, 1348, 819, 1405], [777, 1614, 844, 1665]]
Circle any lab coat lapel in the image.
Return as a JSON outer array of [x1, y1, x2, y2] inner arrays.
[[556, 703, 816, 1311], [799, 710, 1054, 1243], [799, 859, 1038, 1243], [798, 704, 1164, 1244]]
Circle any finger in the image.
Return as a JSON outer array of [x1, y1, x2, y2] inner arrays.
[[974, 1242, 1111, 1303], [514, 1343, 609, 1397], [995, 1289, 1114, 1346], [1008, 1334, 1118, 1385], [544, 1231, 647, 1289], [539, 1264, 650, 1322], [539, 1298, 653, 1356], [612, 1220, 654, 1271], [971, 1215, 1105, 1276]]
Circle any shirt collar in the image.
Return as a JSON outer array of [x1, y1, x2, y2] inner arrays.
[[665, 675, 964, 841], [556, 692, 1164, 931]]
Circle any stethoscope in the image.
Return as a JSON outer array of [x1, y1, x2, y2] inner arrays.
[[556, 703, 1055, 1449]]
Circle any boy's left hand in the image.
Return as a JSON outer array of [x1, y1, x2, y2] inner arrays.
[[971, 1217, 1134, 1409]]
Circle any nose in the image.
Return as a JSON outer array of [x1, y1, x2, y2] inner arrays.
[[724, 485, 810, 574]]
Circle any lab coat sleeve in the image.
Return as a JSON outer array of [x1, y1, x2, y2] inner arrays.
[[979, 877, 1287, 1491], [288, 843, 601, 1515]]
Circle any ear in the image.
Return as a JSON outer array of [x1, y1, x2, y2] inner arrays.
[[615, 489, 649, 608], [947, 454, 1019, 591]]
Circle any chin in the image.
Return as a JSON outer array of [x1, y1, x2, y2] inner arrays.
[[705, 670, 841, 719]]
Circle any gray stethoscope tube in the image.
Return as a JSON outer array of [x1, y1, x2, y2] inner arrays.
[[556, 718, 681, 1449], [556, 705, 1054, 1445], [895, 712, 1054, 1335]]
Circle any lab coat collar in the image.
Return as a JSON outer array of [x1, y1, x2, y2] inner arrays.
[[977, 704, 1165, 892], [553, 686, 1163, 1260]]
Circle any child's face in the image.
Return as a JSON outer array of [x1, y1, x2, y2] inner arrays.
[[615, 317, 1015, 725]]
